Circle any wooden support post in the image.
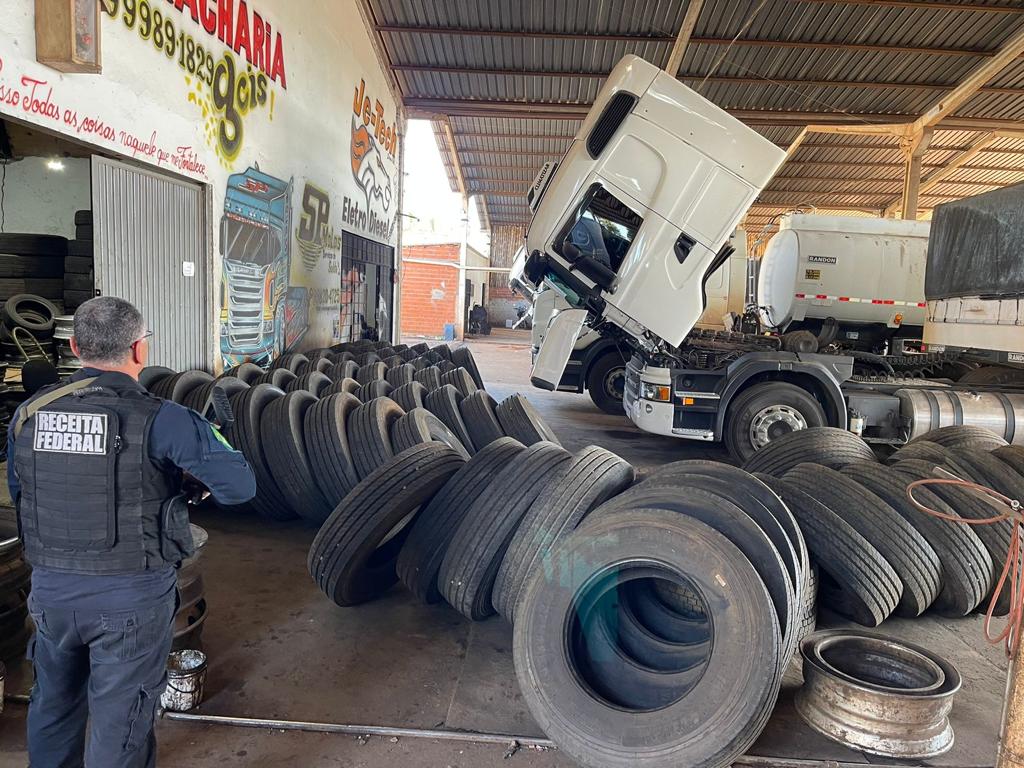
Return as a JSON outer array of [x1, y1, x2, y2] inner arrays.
[[899, 129, 933, 220], [1000, 652, 1024, 768]]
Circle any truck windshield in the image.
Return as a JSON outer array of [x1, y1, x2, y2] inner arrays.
[[558, 186, 642, 273], [224, 217, 278, 267]]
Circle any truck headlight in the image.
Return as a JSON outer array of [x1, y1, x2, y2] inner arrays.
[[263, 320, 274, 334], [641, 383, 671, 402]]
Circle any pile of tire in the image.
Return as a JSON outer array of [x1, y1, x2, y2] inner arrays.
[[745, 424, 1022, 627], [141, 341, 506, 525], [0, 519, 32, 662], [0, 234, 66, 305], [173, 525, 209, 651], [306, 422, 823, 767], [0, 294, 59, 369]]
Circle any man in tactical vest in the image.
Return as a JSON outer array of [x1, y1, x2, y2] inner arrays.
[[8, 296, 257, 767]]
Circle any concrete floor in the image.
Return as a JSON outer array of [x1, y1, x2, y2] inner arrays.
[[0, 336, 1009, 767]]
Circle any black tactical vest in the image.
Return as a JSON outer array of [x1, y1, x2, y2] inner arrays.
[[14, 372, 195, 575]]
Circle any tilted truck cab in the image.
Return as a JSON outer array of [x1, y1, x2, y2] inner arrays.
[[525, 55, 1024, 461]]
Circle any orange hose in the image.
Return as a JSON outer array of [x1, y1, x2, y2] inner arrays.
[[907, 477, 1024, 657]]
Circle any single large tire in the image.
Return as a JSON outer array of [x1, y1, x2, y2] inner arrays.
[[438, 442, 572, 620], [846, 462, 992, 616], [323, 377, 360, 398], [223, 385, 295, 520], [424, 385, 475, 452], [993, 445, 1024, 478], [294, 358, 332, 378], [586, 351, 627, 415], [151, 370, 214, 404], [385, 363, 416, 388], [742, 427, 875, 477], [326, 360, 359, 382], [413, 366, 443, 391], [796, 564, 819, 644], [139, 366, 176, 392], [271, 352, 308, 373], [354, 379, 393, 403], [757, 475, 901, 627], [183, 377, 249, 414], [390, 408, 470, 460], [909, 425, 1008, 450], [287, 371, 333, 397], [348, 397, 405, 480], [397, 438, 526, 603], [724, 382, 828, 464], [784, 464, 941, 617], [303, 393, 362, 507], [893, 458, 1011, 616], [452, 346, 485, 389], [492, 446, 635, 622], [647, 462, 805, 610], [254, 368, 297, 390], [514, 509, 780, 768], [308, 444, 467, 607], [459, 390, 504, 453], [3, 294, 58, 335], [440, 367, 477, 398], [356, 362, 388, 386], [391, 381, 428, 413], [220, 362, 264, 385], [589, 482, 795, 660], [496, 394, 561, 446], [355, 351, 382, 367], [261, 391, 335, 524], [886, 440, 951, 465], [432, 344, 453, 362]]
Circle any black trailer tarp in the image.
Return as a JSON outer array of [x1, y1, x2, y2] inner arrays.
[[925, 182, 1024, 300]]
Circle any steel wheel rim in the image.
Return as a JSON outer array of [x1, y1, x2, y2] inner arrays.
[[750, 405, 807, 449]]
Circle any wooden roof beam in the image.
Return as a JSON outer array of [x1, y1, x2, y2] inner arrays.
[[913, 23, 1024, 133], [787, 0, 1024, 13], [665, 0, 705, 76], [884, 132, 1000, 216]]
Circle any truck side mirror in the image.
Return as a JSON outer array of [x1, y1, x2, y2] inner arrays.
[[562, 241, 583, 264]]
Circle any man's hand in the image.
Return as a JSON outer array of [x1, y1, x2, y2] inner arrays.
[[182, 472, 211, 504]]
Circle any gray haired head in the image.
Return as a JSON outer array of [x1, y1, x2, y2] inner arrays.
[[73, 297, 146, 365]]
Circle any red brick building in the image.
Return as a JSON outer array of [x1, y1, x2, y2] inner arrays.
[[400, 242, 489, 339]]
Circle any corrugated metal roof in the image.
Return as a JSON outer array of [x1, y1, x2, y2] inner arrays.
[[365, 0, 1024, 224]]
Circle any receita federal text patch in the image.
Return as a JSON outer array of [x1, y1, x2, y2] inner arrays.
[[34, 411, 109, 454]]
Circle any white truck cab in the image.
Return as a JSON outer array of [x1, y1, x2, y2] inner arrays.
[[524, 55, 1024, 460], [523, 54, 784, 394]]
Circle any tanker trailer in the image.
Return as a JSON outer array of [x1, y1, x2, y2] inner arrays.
[[758, 214, 929, 351]]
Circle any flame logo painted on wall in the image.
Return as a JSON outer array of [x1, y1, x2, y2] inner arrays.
[[350, 117, 393, 213]]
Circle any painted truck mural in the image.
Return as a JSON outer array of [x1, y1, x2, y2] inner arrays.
[[219, 166, 293, 366]]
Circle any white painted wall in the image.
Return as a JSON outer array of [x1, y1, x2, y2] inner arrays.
[[0, 0, 402, 365], [0, 157, 90, 239]]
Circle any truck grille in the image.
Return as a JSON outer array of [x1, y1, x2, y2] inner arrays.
[[224, 261, 269, 347]]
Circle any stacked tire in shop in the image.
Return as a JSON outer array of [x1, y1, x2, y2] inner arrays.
[[302, 412, 1022, 768], [64, 211, 95, 312], [0, 519, 32, 662]]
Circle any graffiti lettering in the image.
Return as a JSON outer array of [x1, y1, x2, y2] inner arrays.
[[298, 184, 330, 244], [119, 129, 159, 159], [171, 145, 208, 176], [352, 79, 397, 157], [104, 0, 288, 88], [209, 52, 268, 163]]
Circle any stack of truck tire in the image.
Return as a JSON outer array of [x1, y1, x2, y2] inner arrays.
[[0, 520, 32, 662], [302, 407, 1020, 767], [64, 211, 95, 312]]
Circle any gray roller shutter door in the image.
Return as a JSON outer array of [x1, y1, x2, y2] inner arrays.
[[91, 156, 212, 371]]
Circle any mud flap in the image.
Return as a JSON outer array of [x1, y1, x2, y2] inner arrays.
[[531, 309, 588, 391]]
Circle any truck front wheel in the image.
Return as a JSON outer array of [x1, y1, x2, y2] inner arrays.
[[587, 352, 627, 416], [724, 382, 826, 464]]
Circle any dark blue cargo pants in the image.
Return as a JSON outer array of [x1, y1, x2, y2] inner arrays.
[[26, 594, 176, 768]]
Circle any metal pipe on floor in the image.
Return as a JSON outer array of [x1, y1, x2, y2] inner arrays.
[[159, 710, 557, 749]]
